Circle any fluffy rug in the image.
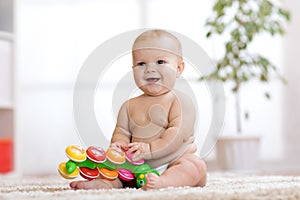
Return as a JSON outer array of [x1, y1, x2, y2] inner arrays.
[[1, 173, 300, 200]]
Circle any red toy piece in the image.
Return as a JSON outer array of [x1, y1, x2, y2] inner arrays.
[[79, 167, 99, 180], [86, 146, 107, 163]]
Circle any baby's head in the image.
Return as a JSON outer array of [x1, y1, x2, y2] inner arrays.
[[131, 30, 185, 96], [132, 29, 182, 59]]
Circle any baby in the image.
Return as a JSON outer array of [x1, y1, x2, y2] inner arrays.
[[70, 29, 207, 190]]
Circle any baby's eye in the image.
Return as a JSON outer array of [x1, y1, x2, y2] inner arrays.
[[137, 62, 146, 67], [157, 60, 166, 65]]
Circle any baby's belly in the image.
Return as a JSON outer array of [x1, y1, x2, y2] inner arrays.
[[131, 123, 165, 143], [146, 142, 195, 168]]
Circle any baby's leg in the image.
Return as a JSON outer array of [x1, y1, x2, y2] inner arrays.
[[143, 154, 206, 190], [70, 178, 123, 190]]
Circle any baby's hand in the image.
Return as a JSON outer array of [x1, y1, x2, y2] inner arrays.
[[110, 142, 127, 153], [126, 142, 151, 161]]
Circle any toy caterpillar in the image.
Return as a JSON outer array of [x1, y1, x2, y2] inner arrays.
[[58, 145, 159, 188]]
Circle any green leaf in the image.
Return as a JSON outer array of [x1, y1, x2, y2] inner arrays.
[[279, 76, 288, 85], [213, 0, 225, 16], [199, 76, 205, 81], [226, 42, 232, 52], [264, 92, 271, 99], [260, 74, 268, 82], [259, 57, 270, 68], [278, 8, 291, 21], [270, 27, 276, 35], [278, 27, 285, 35], [205, 20, 216, 26], [259, 0, 273, 17], [244, 111, 249, 120], [206, 31, 212, 38], [242, 73, 248, 82], [216, 23, 225, 34]]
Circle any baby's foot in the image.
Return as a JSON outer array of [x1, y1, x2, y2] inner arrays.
[[142, 173, 164, 190], [70, 179, 113, 190]]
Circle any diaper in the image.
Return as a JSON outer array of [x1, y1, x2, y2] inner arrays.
[[153, 163, 169, 175]]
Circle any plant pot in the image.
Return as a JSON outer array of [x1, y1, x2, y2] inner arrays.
[[216, 135, 260, 171]]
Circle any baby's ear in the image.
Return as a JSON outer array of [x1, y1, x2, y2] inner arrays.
[[176, 61, 185, 77]]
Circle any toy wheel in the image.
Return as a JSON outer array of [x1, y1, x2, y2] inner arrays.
[[58, 162, 79, 179], [66, 145, 87, 162], [106, 147, 126, 165], [118, 168, 135, 181], [79, 167, 100, 180], [99, 168, 118, 180], [126, 152, 144, 165], [86, 146, 107, 163]]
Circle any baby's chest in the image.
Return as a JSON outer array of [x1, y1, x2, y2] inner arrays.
[[130, 103, 170, 128]]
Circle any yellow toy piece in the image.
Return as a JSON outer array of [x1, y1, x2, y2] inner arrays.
[[139, 174, 145, 179], [58, 162, 79, 179], [65, 145, 87, 162]]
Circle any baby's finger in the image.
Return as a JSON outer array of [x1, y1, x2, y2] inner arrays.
[[126, 143, 137, 148], [121, 145, 129, 151], [110, 145, 123, 153], [127, 146, 138, 154], [127, 143, 140, 153], [111, 143, 122, 149], [132, 150, 142, 161]]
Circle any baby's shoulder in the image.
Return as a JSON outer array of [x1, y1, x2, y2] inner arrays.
[[125, 94, 148, 108], [171, 90, 196, 113], [173, 90, 194, 104], [127, 94, 144, 103]]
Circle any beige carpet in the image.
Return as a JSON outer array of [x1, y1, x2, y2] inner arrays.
[[1, 173, 300, 200]]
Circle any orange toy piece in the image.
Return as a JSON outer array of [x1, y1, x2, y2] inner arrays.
[[99, 168, 118, 180], [106, 147, 126, 164]]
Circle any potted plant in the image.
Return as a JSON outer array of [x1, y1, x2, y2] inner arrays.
[[202, 0, 290, 170]]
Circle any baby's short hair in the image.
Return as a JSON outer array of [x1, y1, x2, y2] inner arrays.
[[132, 29, 182, 58]]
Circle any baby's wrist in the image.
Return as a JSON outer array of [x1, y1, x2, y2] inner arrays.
[[143, 143, 152, 160]]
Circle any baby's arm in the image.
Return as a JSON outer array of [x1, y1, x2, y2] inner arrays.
[[110, 101, 131, 149], [149, 92, 195, 159]]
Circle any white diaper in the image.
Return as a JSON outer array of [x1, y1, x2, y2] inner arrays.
[[153, 163, 169, 175]]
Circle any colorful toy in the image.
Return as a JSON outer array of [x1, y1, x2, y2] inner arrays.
[[58, 145, 159, 188]]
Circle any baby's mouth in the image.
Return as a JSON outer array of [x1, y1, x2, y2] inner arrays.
[[146, 78, 160, 83]]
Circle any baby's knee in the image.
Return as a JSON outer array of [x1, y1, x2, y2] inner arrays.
[[186, 157, 207, 187], [196, 159, 207, 187]]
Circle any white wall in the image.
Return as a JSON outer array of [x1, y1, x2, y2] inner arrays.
[[283, 0, 300, 169], [13, 0, 299, 175]]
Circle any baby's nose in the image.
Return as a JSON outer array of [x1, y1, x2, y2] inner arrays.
[[145, 63, 157, 73]]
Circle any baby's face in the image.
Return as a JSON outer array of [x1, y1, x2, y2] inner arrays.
[[132, 47, 184, 96]]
